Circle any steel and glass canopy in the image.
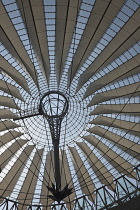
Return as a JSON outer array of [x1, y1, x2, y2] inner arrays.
[[0, 0, 140, 209]]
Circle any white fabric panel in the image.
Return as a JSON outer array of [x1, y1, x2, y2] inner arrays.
[[88, 82, 140, 106], [69, 147, 95, 203], [0, 56, 30, 94], [17, 149, 43, 207], [0, 139, 28, 170], [0, 130, 23, 147], [69, 0, 126, 81], [0, 120, 20, 132], [0, 80, 24, 101], [90, 104, 140, 116], [17, 0, 50, 83], [58, 0, 79, 83], [90, 116, 140, 137], [60, 150, 76, 210], [91, 29, 140, 78], [40, 151, 54, 207], [0, 3, 37, 84], [84, 54, 140, 98], [42, 206, 51, 210], [77, 9, 140, 91], [77, 142, 115, 191], [0, 29, 37, 87], [0, 96, 21, 109], [41, 207, 51, 210], [0, 145, 34, 201], [0, 109, 18, 119], [55, 0, 69, 82], [82, 135, 136, 178], [88, 126, 140, 160]]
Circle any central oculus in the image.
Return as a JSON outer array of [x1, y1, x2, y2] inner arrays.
[[39, 91, 72, 203], [39, 91, 69, 118]]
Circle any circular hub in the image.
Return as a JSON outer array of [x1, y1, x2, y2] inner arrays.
[[39, 91, 69, 118], [17, 89, 91, 147]]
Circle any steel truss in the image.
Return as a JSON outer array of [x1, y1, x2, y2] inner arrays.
[[0, 164, 139, 210]]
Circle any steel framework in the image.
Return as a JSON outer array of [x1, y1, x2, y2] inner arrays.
[[0, 164, 139, 210], [39, 91, 71, 202]]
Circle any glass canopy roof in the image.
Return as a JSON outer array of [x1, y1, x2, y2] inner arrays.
[[0, 0, 140, 209]]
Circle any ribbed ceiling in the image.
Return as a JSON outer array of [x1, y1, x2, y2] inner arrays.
[[0, 0, 140, 209]]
